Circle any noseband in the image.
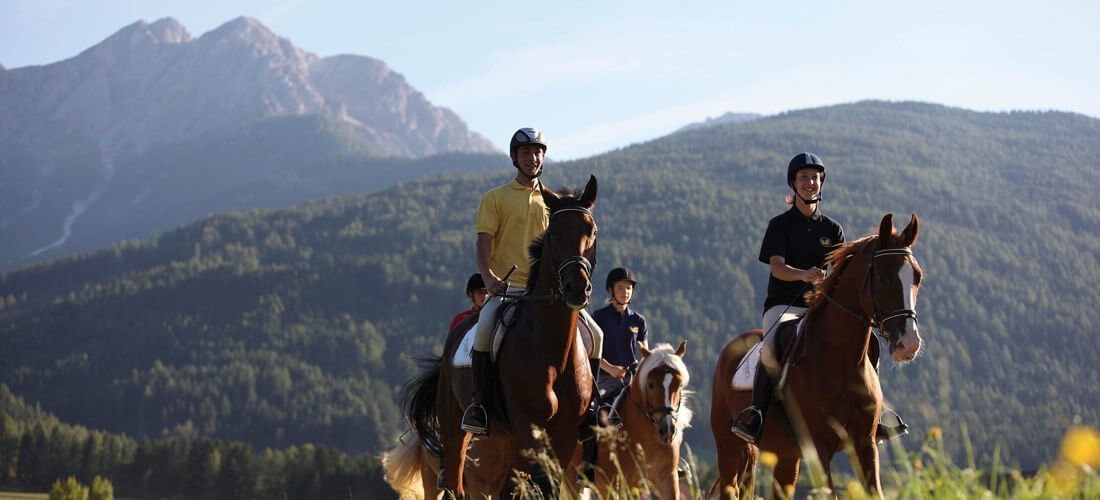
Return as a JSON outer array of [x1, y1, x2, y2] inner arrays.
[[822, 245, 918, 347]]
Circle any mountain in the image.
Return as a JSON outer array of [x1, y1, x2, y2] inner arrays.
[[0, 17, 497, 269], [676, 111, 762, 132], [0, 101, 1097, 471]]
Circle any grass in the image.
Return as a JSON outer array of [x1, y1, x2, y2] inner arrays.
[[492, 424, 1099, 499]]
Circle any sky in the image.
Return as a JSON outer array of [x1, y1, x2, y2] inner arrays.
[[2, 0, 1098, 160]]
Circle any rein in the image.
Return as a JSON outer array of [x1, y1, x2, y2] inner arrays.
[[820, 246, 918, 344]]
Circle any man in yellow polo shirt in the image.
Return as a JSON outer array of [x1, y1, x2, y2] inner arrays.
[[461, 127, 604, 436]]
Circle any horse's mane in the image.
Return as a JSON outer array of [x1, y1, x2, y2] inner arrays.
[[802, 234, 878, 324], [636, 343, 694, 430], [525, 187, 585, 292]]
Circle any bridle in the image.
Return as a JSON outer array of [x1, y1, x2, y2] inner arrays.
[[631, 364, 684, 428], [540, 206, 596, 302], [821, 244, 918, 349]]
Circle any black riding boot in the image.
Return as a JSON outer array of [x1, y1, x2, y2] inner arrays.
[[869, 340, 909, 442], [461, 350, 491, 435], [731, 365, 775, 444], [581, 359, 603, 438]]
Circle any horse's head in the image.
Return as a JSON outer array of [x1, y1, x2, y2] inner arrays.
[[870, 213, 923, 363], [634, 340, 692, 444], [539, 175, 598, 310]]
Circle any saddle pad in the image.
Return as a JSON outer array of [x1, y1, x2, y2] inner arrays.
[[731, 340, 764, 390], [452, 317, 593, 367]]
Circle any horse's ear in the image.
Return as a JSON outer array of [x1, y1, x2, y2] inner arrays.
[[675, 340, 687, 357], [541, 185, 561, 210], [579, 175, 597, 209], [877, 213, 896, 244], [899, 213, 919, 248], [637, 341, 650, 358]]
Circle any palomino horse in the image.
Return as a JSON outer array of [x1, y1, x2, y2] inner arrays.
[[709, 213, 923, 499], [579, 341, 693, 499], [403, 176, 599, 498]]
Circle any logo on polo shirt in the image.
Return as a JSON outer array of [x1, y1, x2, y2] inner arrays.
[[819, 237, 833, 247], [630, 326, 639, 334]]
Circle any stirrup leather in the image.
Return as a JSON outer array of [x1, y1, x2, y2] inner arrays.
[[460, 403, 489, 435]]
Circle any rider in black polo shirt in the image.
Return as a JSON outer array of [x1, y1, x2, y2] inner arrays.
[[733, 152, 907, 445]]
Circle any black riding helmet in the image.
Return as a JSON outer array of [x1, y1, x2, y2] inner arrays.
[[510, 127, 548, 168], [786, 152, 827, 189], [465, 273, 486, 295], [605, 267, 638, 292]]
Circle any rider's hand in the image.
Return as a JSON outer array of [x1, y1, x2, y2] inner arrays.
[[804, 267, 826, 283], [612, 364, 628, 379], [485, 274, 506, 294]]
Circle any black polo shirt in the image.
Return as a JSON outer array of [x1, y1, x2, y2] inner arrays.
[[758, 206, 844, 310]]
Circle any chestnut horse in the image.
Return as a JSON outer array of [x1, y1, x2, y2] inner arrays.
[[581, 341, 693, 499], [709, 213, 924, 499], [403, 176, 599, 498]]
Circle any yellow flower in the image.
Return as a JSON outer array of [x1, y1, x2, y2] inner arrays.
[[1060, 425, 1100, 468], [760, 451, 779, 468], [846, 480, 867, 499], [913, 458, 923, 470], [926, 426, 942, 440]]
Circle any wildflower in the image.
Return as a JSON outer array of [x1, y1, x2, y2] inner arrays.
[[913, 458, 923, 470], [760, 451, 778, 468], [1060, 425, 1100, 469], [926, 426, 942, 440], [846, 480, 867, 499]]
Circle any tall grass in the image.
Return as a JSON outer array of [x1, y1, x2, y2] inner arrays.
[[497, 424, 1098, 499]]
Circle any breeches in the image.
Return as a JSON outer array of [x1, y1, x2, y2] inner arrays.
[[760, 304, 807, 373]]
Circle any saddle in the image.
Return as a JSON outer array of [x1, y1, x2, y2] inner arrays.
[[731, 317, 803, 390], [451, 298, 599, 367]]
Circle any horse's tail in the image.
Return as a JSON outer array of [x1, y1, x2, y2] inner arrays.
[[381, 433, 427, 499], [402, 356, 444, 457]]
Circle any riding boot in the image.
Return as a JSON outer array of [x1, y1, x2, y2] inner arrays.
[[731, 366, 775, 444], [461, 350, 491, 435], [869, 341, 909, 442]]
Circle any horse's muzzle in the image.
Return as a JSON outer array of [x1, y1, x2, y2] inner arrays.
[[890, 322, 922, 362]]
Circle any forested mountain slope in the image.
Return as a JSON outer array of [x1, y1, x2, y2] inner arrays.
[[1, 101, 1096, 469]]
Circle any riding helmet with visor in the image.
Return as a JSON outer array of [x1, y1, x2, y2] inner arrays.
[[605, 267, 638, 292], [786, 152, 827, 189], [510, 127, 548, 167]]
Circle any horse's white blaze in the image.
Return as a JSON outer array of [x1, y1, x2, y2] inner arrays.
[[899, 260, 919, 337], [662, 373, 674, 408]]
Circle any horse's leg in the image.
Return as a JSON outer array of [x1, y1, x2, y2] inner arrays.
[[772, 458, 800, 500], [853, 438, 884, 499], [547, 417, 583, 498], [438, 385, 471, 498]]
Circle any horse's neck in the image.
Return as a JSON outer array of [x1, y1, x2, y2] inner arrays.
[[806, 266, 875, 371], [529, 251, 580, 365]]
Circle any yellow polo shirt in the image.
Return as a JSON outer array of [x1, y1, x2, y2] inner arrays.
[[476, 180, 549, 286]]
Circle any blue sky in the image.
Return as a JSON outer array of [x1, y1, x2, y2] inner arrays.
[[2, 1, 1097, 160]]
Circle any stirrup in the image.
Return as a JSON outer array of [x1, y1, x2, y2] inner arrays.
[[731, 406, 764, 444], [876, 409, 909, 443], [460, 404, 489, 436]]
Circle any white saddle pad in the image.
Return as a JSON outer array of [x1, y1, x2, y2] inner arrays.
[[732, 340, 764, 390]]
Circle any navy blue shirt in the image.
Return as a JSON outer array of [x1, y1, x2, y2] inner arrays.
[[592, 303, 648, 369], [759, 206, 844, 310]]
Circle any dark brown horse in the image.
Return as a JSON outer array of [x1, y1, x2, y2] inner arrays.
[[709, 213, 924, 499], [575, 341, 693, 499], [402, 176, 599, 498]]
